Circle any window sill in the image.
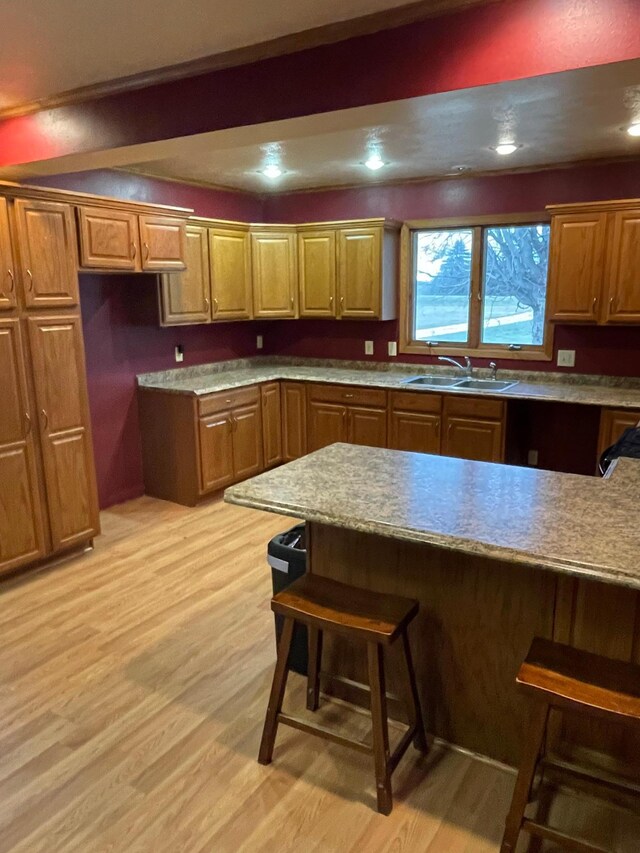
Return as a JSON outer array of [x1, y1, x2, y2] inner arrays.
[[399, 343, 553, 362]]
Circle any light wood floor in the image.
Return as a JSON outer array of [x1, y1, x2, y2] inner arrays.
[[1, 496, 637, 852]]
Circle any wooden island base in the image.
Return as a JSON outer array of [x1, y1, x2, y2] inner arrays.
[[308, 523, 640, 774]]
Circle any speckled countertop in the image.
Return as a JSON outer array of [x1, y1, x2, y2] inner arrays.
[[225, 444, 640, 590], [137, 357, 640, 409]]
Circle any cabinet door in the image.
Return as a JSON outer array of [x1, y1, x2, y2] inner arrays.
[[337, 226, 382, 318], [307, 401, 347, 452], [160, 225, 211, 325], [77, 206, 139, 270], [210, 227, 252, 320], [0, 319, 47, 574], [0, 198, 17, 310], [231, 402, 263, 480], [251, 232, 297, 318], [298, 230, 336, 317], [282, 382, 307, 462], [597, 408, 640, 460], [198, 412, 235, 493], [14, 199, 79, 309], [348, 406, 387, 448], [389, 410, 441, 454], [139, 215, 187, 271], [604, 210, 640, 322], [261, 382, 282, 468], [546, 213, 607, 322], [27, 315, 100, 552], [443, 417, 503, 462]]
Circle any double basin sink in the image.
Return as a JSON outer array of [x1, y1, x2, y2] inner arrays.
[[403, 375, 518, 392]]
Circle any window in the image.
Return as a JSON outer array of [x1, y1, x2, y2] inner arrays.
[[404, 217, 552, 359]]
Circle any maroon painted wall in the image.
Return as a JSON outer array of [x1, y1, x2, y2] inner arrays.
[[263, 160, 640, 375]]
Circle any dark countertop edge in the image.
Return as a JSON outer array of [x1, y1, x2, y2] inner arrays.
[[223, 490, 640, 592], [137, 369, 640, 410]]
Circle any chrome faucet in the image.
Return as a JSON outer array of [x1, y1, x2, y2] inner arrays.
[[438, 355, 473, 377], [489, 362, 498, 380]]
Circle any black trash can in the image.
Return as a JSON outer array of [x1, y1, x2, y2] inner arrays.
[[268, 523, 307, 675]]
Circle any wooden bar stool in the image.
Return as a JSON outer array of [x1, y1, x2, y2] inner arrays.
[[501, 637, 640, 853], [258, 573, 428, 815]]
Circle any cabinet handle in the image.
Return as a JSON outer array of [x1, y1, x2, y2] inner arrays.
[[225, 398, 232, 404], [143, 242, 150, 261], [329, 295, 334, 308], [609, 296, 615, 313], [131, 242, 137, 260], [340, 296, 344, 306], [290, 296, 294, 309], [232, 415, 237, 432], [41, 408, 49, 431], [24, 412, 32, 436], [7, 269, 14, 292], [204, 296, 210, 312], [213, 297, 218, 312], [592, 297, 598, 311], [344, 393, 354, 399], [26, 269, 33, 291]]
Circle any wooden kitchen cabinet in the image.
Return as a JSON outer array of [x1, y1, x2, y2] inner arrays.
[[251, 228, 297, 318], [14, 199, 79, 309], [160, 224, 211, 325], [336, 222, 398, 320], [597, 408, 640, 461], [307, 401, 347, 451], [0, 319, 47, 574], [307, 384, 387, 451], [261, 382, 282, 468], [231, 401, 264, 480], [139, 214, 186, 271], [77, 205, 139, 270], [388, 390, 442, 454], [209, 225, 252, 321], [199, 410, 235, 492], [281, 381, 307, 461], [349, 406, 387, 447], [0, 198, 16, 310], [603, 209, 640, 322], [442, 396, 505, 462], [298, 229, 337, 317], [28, 314, 100, 552]]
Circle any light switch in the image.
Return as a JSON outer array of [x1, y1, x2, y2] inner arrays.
[[388, 341, 398, 357], [527, 449, 539, 466], [174, 344, 184, 363], [557, 349, 575, 367], [256, 334, 263, 350], [364, 340, 374, 355]]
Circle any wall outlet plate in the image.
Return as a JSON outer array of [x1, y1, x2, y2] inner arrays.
[[527, 449, 539, 466], [256, 334, 263, 350], [364, 340, 374, 355], [557, 349, 575, 367], [174, 345, 184, 363], [388, 341, 398, 357]]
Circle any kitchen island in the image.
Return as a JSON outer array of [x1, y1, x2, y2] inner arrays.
[[225, 444, 640, 771]]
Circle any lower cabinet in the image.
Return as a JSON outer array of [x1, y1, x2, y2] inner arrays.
[[441, 396, 505, 463], [597, 408, 640, 460], [307, 384, 387, 451], [198, 410, 235, 492], [261, 382, 283, 468], [281, 382, 307, 461], [388, 390, 441, 454]]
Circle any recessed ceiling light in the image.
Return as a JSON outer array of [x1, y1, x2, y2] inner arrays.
[[627, 123, 640, 137], [262, 164, 282, 179], [493, 142, 520, 156], [448, 165, 470, 174], [364, 153, 385, 171]]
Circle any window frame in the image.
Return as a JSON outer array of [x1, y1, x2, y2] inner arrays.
[[399, 212, 554, 361]]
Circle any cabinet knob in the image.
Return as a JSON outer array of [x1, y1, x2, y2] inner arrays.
[[7, 269, 14, 292]]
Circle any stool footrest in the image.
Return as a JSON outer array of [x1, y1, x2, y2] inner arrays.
[[278, 713, 372, 755], [388, 724, 418, 775], [522, 818, 609, 853], [541, 756, 640, 803]]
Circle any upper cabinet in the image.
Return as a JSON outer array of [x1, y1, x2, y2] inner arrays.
[[298, 228, 337, 317], [338, 225, 384, 319], [209, 224, 252, 321], [546, 199, 640, 324], [160, 224, 211, 325], [251, 228, 297, 318], [14, 199, 79, 309], [78, 206, 187, 273], [0, 198, 16, 311]]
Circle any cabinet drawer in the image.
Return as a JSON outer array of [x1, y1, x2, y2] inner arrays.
[[198, 385, 260, 417], [389, 390, 442, 414], [308, 383, 386, 408], [444, 395, 504, 420]]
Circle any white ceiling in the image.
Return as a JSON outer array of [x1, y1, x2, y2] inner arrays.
[[118, 60, 640, 193], [0, 0, 427, 112]]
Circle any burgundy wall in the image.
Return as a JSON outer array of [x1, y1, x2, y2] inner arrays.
[[263, 160, 640, 375]]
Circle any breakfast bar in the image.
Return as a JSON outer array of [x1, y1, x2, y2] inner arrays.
[[225, 443, 640, 772]]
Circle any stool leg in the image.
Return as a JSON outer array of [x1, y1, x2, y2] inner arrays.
[[258, 617, 295, 765], [401, 631, 429, 753], [500, 701, 550, 853], [306, 627, 323, 712], [367, 642, 392, 815]]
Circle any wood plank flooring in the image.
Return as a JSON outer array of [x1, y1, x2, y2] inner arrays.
[[0, 496, 638, 852]]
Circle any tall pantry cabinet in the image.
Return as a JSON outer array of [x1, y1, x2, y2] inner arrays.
[[0, 195, 100, 576]]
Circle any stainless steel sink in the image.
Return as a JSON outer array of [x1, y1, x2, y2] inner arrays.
[[403, 375, 462, 387], [454, 378, 518, 391]]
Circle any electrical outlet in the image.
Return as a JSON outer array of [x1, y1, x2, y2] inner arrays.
[[174, 344, 184, 363], [557, 349, 575, 367], [527, 449, 539, 466], [388, 341, 398, 357], [364, 340, 374, 355], [256, 334, 263, 350]]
